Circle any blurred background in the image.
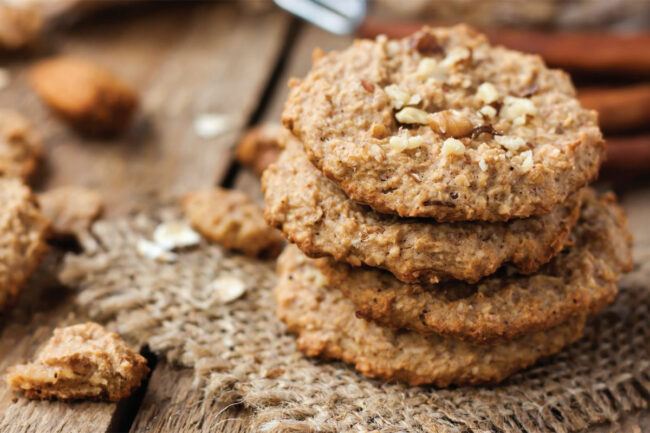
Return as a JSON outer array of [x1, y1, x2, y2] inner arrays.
[[1, 0, 649, 215]]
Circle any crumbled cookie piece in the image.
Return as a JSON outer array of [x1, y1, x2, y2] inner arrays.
[[6, 322, 149, 401], [0, 5, 42, 51], [0, 179, 49, 312], [235, 123, 283, 175], [37, 186, 103, 239], [0, 110, 42, 182], [30, 56, 138, 136], [182, 188, 283, 258]]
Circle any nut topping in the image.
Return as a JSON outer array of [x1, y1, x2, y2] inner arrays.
[[410, 32, 442, 55], [395, 107, 429, 125], [428, 110, 474, 138]]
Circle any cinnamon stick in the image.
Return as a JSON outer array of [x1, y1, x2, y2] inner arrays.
[[604, 135, 650, 171], [359, 19, 650, 76], [578, 84, 650, 133]]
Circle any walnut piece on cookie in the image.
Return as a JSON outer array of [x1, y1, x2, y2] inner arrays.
[[182, 188, 283, 258], [30, 56, 138, 136], [0, 179, 49, 312], [235, 123, 283, 175], [37, 186, 104, 239], [282, 25, 604, 221], [0, 5, 42, 51], [6, 322, 149, 401], [0, 109, 42, 182]]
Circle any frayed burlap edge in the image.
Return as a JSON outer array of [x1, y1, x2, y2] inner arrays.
[[60, 207, 650, 433]]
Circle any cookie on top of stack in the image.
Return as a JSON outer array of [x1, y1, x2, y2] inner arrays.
[[262, 25, 633, 387]]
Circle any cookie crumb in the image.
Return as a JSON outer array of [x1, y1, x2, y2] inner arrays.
[[235, 123, 282, 175], [37, 186, 103, 239], [182, 188, 283, 258], [6, 323, 149, 401], [30, 56, 137, 136], [0, 109, 42, 181]]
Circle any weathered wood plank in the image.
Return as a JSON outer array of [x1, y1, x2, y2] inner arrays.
[[129, 362, 250, 433], [130, 24, 353, 433], [0, 4, 291, 433], [0, 2, 291, 215]]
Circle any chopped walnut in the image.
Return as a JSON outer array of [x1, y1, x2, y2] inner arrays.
[[440, 46, 471, 69], [520, 150, 534, 172], [478, 158, 488, 171], [6, 323, 149, 401], [441, 138, 465, 156], [476, 82, 499, 105], [495, 135, 527, 153], [388, 135, 424, 152], [410, 32, 441, 55], [479, 105, 497, 119], [395, 107, 429, 125], [384, 84, 412, 109], [428, 110, 474, 138], [502, 96, 536, 125], [182, 188, 283, 258]]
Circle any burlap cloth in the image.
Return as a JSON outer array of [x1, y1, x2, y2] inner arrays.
[[59, 207, 650, 433]]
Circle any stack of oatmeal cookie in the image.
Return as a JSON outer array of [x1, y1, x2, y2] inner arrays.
[[262, 25, 633, 387]]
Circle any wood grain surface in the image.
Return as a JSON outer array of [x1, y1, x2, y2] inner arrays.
[[0, 4, 648, 432]]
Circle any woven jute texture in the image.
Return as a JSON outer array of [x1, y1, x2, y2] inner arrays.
[[59, 207, 650, 433]]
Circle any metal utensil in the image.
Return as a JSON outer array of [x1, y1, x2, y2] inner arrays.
[[274, 0, 366, 35]]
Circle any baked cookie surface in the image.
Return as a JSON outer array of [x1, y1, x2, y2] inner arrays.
[[182, 188, 283, 258], [276, 245, 585, 387], [6, 322, 149, 401], [282, 25, 604, 221], [0, 110, 42, 182], [319, 190, 632, 343], [264, 136, 583, 283], [0, 179, 49, 311]]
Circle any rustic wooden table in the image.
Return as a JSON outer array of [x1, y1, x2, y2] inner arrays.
[[0, 4, 648, 432]]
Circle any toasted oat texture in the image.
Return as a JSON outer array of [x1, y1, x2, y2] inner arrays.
[[0, 179, 49, 312], [264, 136, 582, 284], [236, 123, 283, 175], [30, 56, 137, 135], [6, 322, 149, 401], [0, 110, 42, 182], [37, 186, 104, 239], [182, 188, 283, 258], [276, 245, 585, 387], [319, 190, 632, 343], [0, 6, 42, 51], [282, 25, 604, 221]]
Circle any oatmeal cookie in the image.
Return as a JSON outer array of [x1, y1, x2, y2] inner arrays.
[[30, 56, 138, 135], [0, 110, 42, 182], [182, 188, 283, 258], [0, 179, 49, 312], [264, 136, 583, 283], [319, 190, 632, 343], [37, 186, 104, 239], [236, 123, 283, 175], [6, 322, 149, 401], [276, 245, 586, 387], [282, 25, 604, 221], [0, 5, 42, 51]]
